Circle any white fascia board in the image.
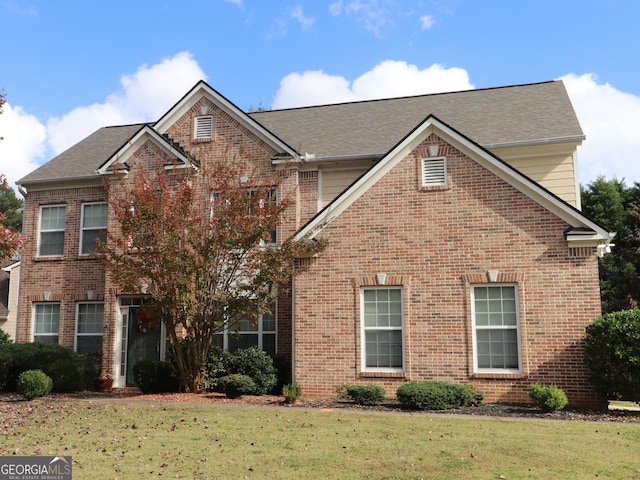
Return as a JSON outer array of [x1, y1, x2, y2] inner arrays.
[[97, 126, 192, 175], [154, 81, 299, 159], [296, 115, 613, 245]]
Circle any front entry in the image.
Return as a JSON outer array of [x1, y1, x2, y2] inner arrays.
[[119, 298, 163, 386]]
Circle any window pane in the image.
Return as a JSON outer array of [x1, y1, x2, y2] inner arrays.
[[76, 336, 102, 354], [78, 303, 104, 334], [83, 204, 107, 228], [41, 206, 66, 230], [365, 330, 402, 368], [39, 232, 65, 256], [228, 333, 258, 352], [34, 304, 60, 344]]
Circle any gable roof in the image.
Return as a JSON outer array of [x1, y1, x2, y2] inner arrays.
[[250, 81, 583, 160], [18, 123, 147, 186], [294, 114, 612, 248], [17, 80, 582, 188]]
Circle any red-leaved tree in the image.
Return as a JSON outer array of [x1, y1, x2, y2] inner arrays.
[[0, 174, 24, 259], [98, 160, 325, 392]]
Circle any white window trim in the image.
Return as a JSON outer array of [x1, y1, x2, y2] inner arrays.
[[37, 204, 66, 257], [80, 202, 108, 256], [471, 284, 523, 374], [75, 301, 104, 353], [360, 287, 405, 373], [33, 302, 60, 343], [421, 156, 447, 187], [194, 115, 213, 139]]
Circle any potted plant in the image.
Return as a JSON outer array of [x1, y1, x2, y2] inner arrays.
[[97, 373, 114, 392]]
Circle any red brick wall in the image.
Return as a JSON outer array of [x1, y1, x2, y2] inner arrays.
[[292, 135, 605, 408], [17, 185, 107, 347]]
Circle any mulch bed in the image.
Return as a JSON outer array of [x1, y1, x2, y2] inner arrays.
[[3, 390, 638, 423]]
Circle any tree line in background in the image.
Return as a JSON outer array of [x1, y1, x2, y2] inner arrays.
[[581, 176, 640, 313]]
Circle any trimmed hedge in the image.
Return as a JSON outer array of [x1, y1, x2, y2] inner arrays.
[[529, 384, 569, 412], [342, 384, 386, 406], [0, 342, 86, 392], [217, 374, 256, 399], [132, 360, 180, 394], [397, 381, 482, 410], [206, 347, 278, 395], [17, 369, 53, 400]]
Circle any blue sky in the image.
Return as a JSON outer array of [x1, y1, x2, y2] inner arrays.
[[1, 0, 640, 192]]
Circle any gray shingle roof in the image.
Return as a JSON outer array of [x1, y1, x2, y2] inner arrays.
[[249, 81, 583, 158], [18, 81, 583, 185], [18, 123, 146, 185]]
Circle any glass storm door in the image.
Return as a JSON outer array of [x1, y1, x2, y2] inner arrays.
[[122, 305, 162, 386]]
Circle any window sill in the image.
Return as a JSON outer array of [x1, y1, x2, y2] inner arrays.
[[192, 137, 212, 143], [471, 372, 528, 380], [419, 183, 450, 192], [359, 371, 406, 379], [34, 256, 64, 262]]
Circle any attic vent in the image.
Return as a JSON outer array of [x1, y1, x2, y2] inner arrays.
[[421, 157, 447, 186], [194, 115, 213, 139]]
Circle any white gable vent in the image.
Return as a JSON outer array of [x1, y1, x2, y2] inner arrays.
[[194, 115, 213, 139], [421, 157, 447, 186]]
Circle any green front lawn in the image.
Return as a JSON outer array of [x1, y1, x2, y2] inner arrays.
[[1, 399, 639, 479]]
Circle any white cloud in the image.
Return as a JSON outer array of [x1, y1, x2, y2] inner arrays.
[[561, 73, 640, 185], [47, 52, 206, 155], [290, 4, 315, 30], [0, 102, 47, 190], [1, 51, 206, 191], [272, 60, 473, 109], [420, 14, 435, 30]]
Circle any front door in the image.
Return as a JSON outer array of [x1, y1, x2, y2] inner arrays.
[[120, 302, 162, 386]]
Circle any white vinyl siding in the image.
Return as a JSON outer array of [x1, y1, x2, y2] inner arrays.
[[472, 285, 521, 372], [80, 203, 107, 254], [38, 205, 66, 256], [362, 288, 404, 371]]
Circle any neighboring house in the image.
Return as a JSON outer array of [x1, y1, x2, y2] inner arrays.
[[15, 80, 613, 406]]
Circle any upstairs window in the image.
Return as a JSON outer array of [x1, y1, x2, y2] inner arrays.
[[81, 203, 108, 254], [38, 205, 66, 256], [421, 157, 447, 187], [194, 115, 213, 139]]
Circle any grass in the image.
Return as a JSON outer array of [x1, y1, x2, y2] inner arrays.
[[1, 399, 640, 479]]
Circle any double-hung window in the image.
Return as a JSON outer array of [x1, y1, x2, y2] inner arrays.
[[34, 303, 60, 343], [212, 305, 276, 356], [76, 303, 104, 354], [38, 205, 66, 256], [362, 288, 404, 371], [81, 203, 107, 254], [472, 285, 521, 372]]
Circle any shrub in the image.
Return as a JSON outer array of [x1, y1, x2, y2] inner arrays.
[[17, 369, 53, 400], [0, 342, 86, 392], [132, 360, 180, 394], [282, 383, 302, 404], [529, 384, 569, 412], [0, 328, 12, 345], [217, 374, 256, 399], [340, 384, 386, 406], [80, 352, 102, 391], [584, 309, 640, 403], [205, 347, 277, 395], [397, 381, 478, 410]]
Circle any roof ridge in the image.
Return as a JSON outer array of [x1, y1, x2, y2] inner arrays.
[[252, 80, 558, 115]]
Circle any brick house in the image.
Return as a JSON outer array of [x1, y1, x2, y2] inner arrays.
[[14, 80, 613, 406]]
